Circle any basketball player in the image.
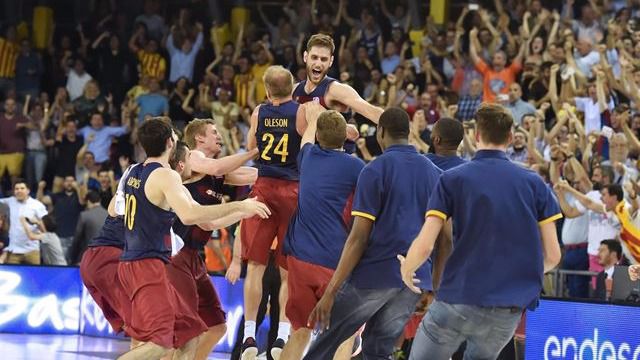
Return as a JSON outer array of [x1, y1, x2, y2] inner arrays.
[[240, 65, 306, 360], [116, 119, 270, 360], [167, 120, 259, 360], [293, 34, 384, 124], [80, 197, 129, 336], [280, 104, 365, 360]]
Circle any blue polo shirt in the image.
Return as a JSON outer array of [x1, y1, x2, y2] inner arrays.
[[426, 150, 562, 309], [284, 144, 365, 269], [426, 154, 467, 171], [350, 144, 442, 289]]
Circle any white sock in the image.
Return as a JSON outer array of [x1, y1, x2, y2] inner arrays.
[[277, 322, 291, 341], [243, 321, 256, 342]]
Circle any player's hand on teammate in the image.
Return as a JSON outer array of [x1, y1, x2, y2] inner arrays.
[[307, 291, 335, 332], [397, 254, 422, 294], [629, 264, 640, 281], [240, 197, 271, 219], [304, 102, 325, 124]]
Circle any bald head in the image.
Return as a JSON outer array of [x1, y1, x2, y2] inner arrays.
[[263, 65, 294, 100]]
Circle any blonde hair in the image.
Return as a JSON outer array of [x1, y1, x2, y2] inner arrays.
[[183, 118, 215, 149], [263, 65, 294, 99]]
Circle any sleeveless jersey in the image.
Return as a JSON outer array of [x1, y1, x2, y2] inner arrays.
[[172, 174, 225, 250], [255, 100, 302, 180], [120, 162, 176, 263], [88, 216, 125, 249], [292, 76, 356, 154]]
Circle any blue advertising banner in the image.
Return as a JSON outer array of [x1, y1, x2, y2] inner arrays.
[[0, 265, 81, 334], [0, 265, 245, 354], [526, 299, 640, 360]]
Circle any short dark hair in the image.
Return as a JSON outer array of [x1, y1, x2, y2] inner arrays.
[[317, 110, 347, 149], [433, 117, 463, 148], [41, 214, 57, 233], [379, 107, 410, 139], [13, 178, 29, 189], [475, 103, 514, 145], [138, 118, 174, 157], [85, 190, 101, 204], [600, 239, 622, 261], [604, 184, 624, 201], [169, 141, 189, 170]]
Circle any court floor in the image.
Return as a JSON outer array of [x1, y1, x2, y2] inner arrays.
[[0, 334, 233, 360]]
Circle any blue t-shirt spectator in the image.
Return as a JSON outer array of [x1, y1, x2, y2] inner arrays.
[[136, 93, 169, 123], [79, 125, 128, 164]]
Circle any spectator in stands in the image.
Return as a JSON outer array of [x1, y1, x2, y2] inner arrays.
[[168, 77, 193, 127], [69, 191, 107, 265], [75, 148, 100, 191], [506, 129, 529, 165], [0, 98, 28, 190], [37, 177, 84, 263], [166, 22, 203, 83], [469, 27, 525, 103], [20, 214, 66, 266], [135, 0, 166, 41], [95, 169, 116, 209], [73, 80, 107, 127], [456, 79, 483, 122], [251, 42, 274, 103], [0, 207, 9, 261], [66, 58, 93, 102], [134, 78, 169, 123], [504, 83, 536, 125], [79, 112, 130, 166], [129, 26, 166, 81], [594, 239, 623, 301], [557, 181, 624, 288], [22, 100, 49, 189], [0, 180, 47, 265], [15, 39, 43, 100], [91, 31, 128, 108], [52, 119, 83, 192]]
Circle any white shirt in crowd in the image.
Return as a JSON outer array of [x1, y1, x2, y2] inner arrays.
[[574, 190, 621, 256], [574, 97, 614, 134], [66, 70, 92, 101], [561, 193, 589, 246], [0, 197, 48, 254]]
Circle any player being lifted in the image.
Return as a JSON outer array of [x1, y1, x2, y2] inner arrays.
[[293, 34, 384, 124]]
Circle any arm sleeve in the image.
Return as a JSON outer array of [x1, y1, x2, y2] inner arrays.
[[537, 182, 563, 224], [351, 165, 383, 221], [426, 174, 453, 220]]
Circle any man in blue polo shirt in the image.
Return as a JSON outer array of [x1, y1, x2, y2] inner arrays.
[[426, 117, 466, 171], [281, 105, 365, 360], [305, 107, 443, 360], [400, 103, 562, 360]]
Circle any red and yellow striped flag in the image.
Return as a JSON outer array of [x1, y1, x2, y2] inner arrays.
[[614, 202, 640, 264]]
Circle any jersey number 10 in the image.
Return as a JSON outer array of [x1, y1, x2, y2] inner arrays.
[[124, 194, 137, 230], [261, 133, 289, 163]]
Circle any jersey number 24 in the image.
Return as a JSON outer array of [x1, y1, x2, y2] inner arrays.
[[261, 133, 289, 163]]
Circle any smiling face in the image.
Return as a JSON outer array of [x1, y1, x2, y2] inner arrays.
[[200, 123, 223, 156], [304, 46, 334, 85]]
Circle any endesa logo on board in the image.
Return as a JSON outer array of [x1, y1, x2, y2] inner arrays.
[[526, 299, 640, 360]]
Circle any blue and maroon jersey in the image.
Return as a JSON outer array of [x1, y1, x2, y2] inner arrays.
[[120, 162, 175, 263], [292, 76, 337, 107], [88, 216, 125, 249], [172, 174, 225, 250], [255, 100, 302, 181], [293, 76, 356, 154]]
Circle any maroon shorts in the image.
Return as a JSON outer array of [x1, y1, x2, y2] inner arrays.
[[166, 247, 226, 327], [286, 256, 334, 330], [79, 246, 130, 333], [117, 258, 207, 348], [241, 177, 298, 267]]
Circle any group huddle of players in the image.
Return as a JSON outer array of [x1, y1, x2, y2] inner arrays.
[[79, 33, 397, 360]]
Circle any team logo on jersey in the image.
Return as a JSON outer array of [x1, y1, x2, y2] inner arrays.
[[313, 97, 320, 103], [206, 189, 224, 202]]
